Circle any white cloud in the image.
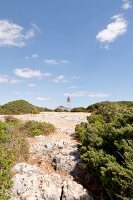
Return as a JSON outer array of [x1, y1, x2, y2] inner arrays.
[[44, 59, 58, 65], [36, 97, 51, 101], [53, 75, 65, 83], [64, 91, 111, 98], [10, 79, 21, 84], [0, 20, 39, 47], [31, 54, 38, 58], [0, 74, 20, 84], [44, 73, 51, 77], [96, 14, 128, 45], [0, 75, 9, 83], [25, 56, 30, 59], [25, 54, 39, 59], [14, 68, 50, 78], [87, 92, 111, 98], [28, 83, 36, 87], [72, 76, 80, 79], [44, 59, 70, 65], [69, 85, 79, 89], [122, 0, 132, 10], [61, 60, 70, 64], [64, 91, 87, 97]]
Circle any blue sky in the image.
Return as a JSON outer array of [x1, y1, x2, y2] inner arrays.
[[0, 0, 133, 108]]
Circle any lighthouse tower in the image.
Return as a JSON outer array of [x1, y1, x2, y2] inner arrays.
[[67, 96, 71, 111]]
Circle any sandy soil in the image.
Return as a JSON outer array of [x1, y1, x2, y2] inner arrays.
[[0, 112, 90, 134]]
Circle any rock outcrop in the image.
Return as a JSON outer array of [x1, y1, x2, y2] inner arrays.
[[10, 112, 93, 200], [11, 163, 92, 200]]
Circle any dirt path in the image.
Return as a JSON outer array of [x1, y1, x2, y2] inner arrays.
[[1, 112, 94, 200]]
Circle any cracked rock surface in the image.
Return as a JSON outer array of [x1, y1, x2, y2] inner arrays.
[[11, 163, 92, 200], [10, 112, 93, 200]]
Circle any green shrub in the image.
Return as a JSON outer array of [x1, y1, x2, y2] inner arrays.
[[71, 107, 86, 112], [0, 116, 55, 199], [76, 103, 133, 200], [4, 116, 21, 126], [0, 100, 40, 115], [0, 120, 29, 199], [23, 120, 55, 137]]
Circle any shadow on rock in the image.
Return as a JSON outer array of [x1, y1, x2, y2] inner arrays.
[[69, 147, 108, 200]]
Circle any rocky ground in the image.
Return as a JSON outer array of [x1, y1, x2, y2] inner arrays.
[[1, 112, 94, 200]]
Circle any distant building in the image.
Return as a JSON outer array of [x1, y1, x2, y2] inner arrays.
[[67, 96, 71, 111]]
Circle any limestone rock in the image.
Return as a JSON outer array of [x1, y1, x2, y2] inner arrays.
[[11, 163, 93, 200]]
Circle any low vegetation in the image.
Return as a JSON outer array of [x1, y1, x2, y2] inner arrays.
[[71, 107, 86, 112], [75, 102, 133, 200], [23, 120, 55, 137], [0, 100, 53, 115], [0, 100, 40, 115], [86, 101, 133, 113], [0, 116, 55, 199]]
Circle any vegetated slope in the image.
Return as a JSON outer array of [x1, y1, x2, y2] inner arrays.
[[86, 101, 133, 112], [54, 106, 69, 112], [75, 102, 133, 200], [71, 107, 87, 112], [0, 116, 55, 200], [0, 100, 44, 115]]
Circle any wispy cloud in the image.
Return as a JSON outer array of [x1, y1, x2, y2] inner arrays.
[[28, 83, 36, 87], [72, 76, 80, 79], [53, 75, 65, 83], [122, 0, 132, 10], [0, 20, 39, 47], [64, 91, 111, 98], [31, 54, 38, 58], [69, 85, 79, 89], [44, 59, 70, 65], [14, 68, 51, 78], [0, 74, 21, 84], [96, 14, 128, 47], [36, 97, 51, 101], [25, 54, 39, 59]]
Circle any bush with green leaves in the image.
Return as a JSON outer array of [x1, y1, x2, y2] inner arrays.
[[75, 102, 133, 200], [0, 117, 56, 199], [23, 120, 55, 137], [0, 100, 40, 115], [0, 117, 30, 199], [71, 107, 86, 112]]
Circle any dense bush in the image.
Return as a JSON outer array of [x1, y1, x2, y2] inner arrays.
[[23, 120, 55, 137], [71, 107, 86, 112], [75, 102, 133, 200], [0, 116, 55, 199], [86, 101, 133, 113], [0, 120, 29, 199], [0, 100, 40, 115]]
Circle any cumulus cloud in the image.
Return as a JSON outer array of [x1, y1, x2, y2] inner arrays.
[[0, 74, 20, 84], [96, 14, 128, 46], [0, 20, 39, 47], [44, 59, 70, 65], [14, 68, 50, 78], [64, 91, 111, 98], [53, 75, 65, 83], [122, 0, 132, 10], [36, 97, 51, 101]]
